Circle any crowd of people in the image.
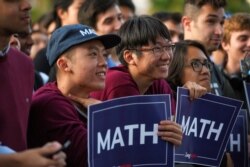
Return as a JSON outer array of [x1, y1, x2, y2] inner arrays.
[[0, 0, 249, 166]]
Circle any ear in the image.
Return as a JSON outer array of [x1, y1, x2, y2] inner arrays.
[[123, 50, 136, 65], [182, 16, 192, 32], [221, 41, 230, 53], [56, 56, 71, 72], [57, 8, 67, 22]]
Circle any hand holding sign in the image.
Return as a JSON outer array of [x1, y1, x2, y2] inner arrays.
[[158, 120, 183, 146], [88, 95, 174, 167]]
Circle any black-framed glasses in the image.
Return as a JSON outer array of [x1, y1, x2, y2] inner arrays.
[[130, 44, 175, 57], [186, 60, 212, 72]]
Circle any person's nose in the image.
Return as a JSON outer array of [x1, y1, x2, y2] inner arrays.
[[201, 64, 210, 75], [20, 0, 32, 11], [161, 48, 172, 62], [246, 38, 250, 47], [114, 18, 123, 32], [214, 23, 223, 36], [98, 54, 108, 69]]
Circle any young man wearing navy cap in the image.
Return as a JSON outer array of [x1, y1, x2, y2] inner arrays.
[[27, 24, 121, 167]]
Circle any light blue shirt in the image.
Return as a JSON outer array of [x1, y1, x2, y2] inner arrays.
[[0, 145, 15, 154]]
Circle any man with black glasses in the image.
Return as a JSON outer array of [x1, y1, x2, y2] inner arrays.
[[90, 15, 208, 148]]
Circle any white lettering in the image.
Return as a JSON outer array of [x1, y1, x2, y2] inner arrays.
[[207, 121, 223, 141], [124, 124, 139, 145], [140, 124, 158, 144], [181, 116, 224, 141], [79, 29, 96, 36], [229, 134, 241, 152], [111, 127, 125, 149], [96, 123, 159, 154], [188, 117, 197, 137], [181, 116, 190, 135], [185, 152, 191, 159], [97, 130, 111, 154], [199, 119, 211, 138]]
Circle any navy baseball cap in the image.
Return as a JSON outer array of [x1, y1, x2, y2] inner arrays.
[[46, 24, 121, 66]]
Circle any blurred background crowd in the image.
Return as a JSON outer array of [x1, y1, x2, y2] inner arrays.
[[30, 0, 250, 22]]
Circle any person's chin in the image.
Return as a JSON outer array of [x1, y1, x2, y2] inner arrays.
[[210, 42, 221, 50], [199, 80, 210, 89], [154, 74, 168, 80]]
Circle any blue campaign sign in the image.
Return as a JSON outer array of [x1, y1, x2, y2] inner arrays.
[[226, 109, 248, 167], [243, 81, 250, 118], [88, 95, 174, 167], [175, 87, 243, 167]]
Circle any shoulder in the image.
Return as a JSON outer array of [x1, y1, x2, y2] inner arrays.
[[107, 66, 131, 79], [106, 66, 136, 88], [32, 83, 72, 111], [6, 48, 34, 76], [91, 66, 139, 100], [150, 79, 173, 94], [8, 47, 33, 65]]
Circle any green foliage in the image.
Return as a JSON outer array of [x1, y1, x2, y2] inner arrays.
[[226, 0, 250, 13], [150, 0, 250, 14], [31, 0, 250, 23], [150, 0, 183, 13], [31, 0, 52, 23]]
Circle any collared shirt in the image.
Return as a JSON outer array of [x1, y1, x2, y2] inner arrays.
[[0, 44, 10, 57]]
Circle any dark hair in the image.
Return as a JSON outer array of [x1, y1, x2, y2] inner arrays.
[[183, 0, 227, 19], [78, 0, 118, 29], [115, 15, 171, 66], [117, 0, 135, 13], [152, 12, 182, 25], [52, 0, 74, 29], [167, 40, 209, 90], [184, 0, 226, 8]]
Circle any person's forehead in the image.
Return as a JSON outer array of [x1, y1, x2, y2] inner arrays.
[[142, 37, 171, 46], [196, 4, 224, 19], [187, 45, 205, 56], [72, 0, 85, 6], [230, 30, 250, 38], [97, 4, 121, 19]]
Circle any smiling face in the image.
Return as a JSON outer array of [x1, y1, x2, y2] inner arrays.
[[221, 13, 250, 74], [59, 40, 108, 93], [95, 4, 124, 35], [181, 46, 211, 91], [128, 36, 173, 81], [223, 30, 250, 66], [185, 4, 225, 53], [0, 0, 31, 37]]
